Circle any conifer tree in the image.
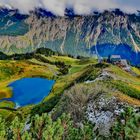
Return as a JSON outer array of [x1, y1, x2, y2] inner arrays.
[[0, 116, 6, 140], [111, 107, 140, 140]]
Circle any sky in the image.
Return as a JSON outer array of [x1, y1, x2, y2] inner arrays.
[[0, 0, 140, 15]]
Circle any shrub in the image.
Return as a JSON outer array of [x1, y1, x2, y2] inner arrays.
[[53, 83, 115, 122], [0, 113, 94, 140], [110, 107, 140, 140]]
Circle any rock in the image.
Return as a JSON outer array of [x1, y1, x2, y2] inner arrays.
[[85, 70, 115, 84], [86, 93, 125, 136]]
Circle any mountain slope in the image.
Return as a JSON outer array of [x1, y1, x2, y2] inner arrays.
[[0, 49, 140, 138], [0, 9, 140, 64]]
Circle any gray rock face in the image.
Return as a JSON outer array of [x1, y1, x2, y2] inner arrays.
[[0, 10, 140, 56], [86, 93, 125, 136]]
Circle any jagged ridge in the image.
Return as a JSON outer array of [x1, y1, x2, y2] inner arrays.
[[0, 9, 140, 64]]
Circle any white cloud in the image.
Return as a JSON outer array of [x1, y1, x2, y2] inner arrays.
[[69, 0, 117, 14], [0, 0, 139, 15], [42, 0, 66, 16], [0, 0, 41, 14]]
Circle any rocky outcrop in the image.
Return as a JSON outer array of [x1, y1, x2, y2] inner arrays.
[[86, 93, 126, 136]]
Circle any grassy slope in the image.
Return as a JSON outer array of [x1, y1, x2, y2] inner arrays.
[[0, 58, 61, 116], [0, 55, 140, 117], [43, 57, 98, 101], [0, 60, 56, 98], [106, 65, 140, 88], [105, 65, 140, 105]]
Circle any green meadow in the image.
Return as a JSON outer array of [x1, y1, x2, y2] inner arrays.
[[0, 54, 140, 118]]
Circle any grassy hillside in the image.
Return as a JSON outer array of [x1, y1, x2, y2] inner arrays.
[[0, 60, 57, 99], [0, 53, 140, 118], [0, 53, 140, 139]]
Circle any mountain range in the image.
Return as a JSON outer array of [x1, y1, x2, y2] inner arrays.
[[0, 8, 140, 65]]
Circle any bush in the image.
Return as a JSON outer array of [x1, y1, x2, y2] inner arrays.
[[110, 107, 140, 140], [0, 113, 94, 140], [53, 83, 115, 122]]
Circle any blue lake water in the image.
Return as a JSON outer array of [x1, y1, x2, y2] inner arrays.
[[6, 78, 55, 107], [91, 44, 140, 66]]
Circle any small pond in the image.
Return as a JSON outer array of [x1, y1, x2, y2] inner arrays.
[[5, 78, 55, 107]]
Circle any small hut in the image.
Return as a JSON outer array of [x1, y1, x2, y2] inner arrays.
[[110, 55, 121, 64]]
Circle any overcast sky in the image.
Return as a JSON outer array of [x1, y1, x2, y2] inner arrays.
[[0, 0, 140, 15]]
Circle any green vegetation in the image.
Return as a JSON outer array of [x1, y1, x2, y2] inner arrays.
[[0, 113, 94, 140], [111, 81, 140, 100], [0, 48, 56, 60], [0, 101, 15, 108], [52, 83, 116, 123], [110, 107, 140, 140], [0, 107, 139, 140], [132, 67, 140, 75], [0, 48, 140, 139], [0, 88, 12, 100], [0, 62, 23, 81]]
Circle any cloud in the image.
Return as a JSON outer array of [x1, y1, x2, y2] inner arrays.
[[41, 0, 66, 16], [0, 0, 41, 14], [0, 0, 139, 16]]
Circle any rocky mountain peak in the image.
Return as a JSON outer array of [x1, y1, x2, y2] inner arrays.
[[0, 8, 140, 65]]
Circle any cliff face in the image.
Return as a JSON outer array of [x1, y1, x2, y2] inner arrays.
[[0, 9, 140, 57]]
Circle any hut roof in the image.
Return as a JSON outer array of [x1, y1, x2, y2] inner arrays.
[[110, 55, 121, 59]]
